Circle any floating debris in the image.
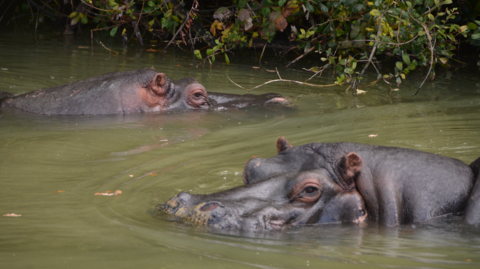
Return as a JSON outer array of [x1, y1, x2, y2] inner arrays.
[[3, 213, 21, 217], [95, 190, 122, 196]]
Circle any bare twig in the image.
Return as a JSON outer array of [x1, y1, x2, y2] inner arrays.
[[228, 70, 336, 93], [259, 42, 267, 60], [359, 16, 383, 78], [90, 24, 124, 46], [98, 41, 119, 54], [338, 34, 420, 48], [406, 6, 434, 95], [165, 0, 197, 50], [0, 0, 15, 22], [286, 45, 316, 67], [303, 67, 324, 82], [130, 0, 145, 45]]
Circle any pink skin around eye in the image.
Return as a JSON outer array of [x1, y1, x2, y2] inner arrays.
[[186, 85, 208, 108], [291, 178, 322, 204]]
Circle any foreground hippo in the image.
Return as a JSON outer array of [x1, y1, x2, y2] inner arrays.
[[160, 137, 480, 231], [0, 68, 289, 115]]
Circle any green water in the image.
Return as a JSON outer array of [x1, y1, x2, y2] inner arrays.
[[1, 30, 480, 268]]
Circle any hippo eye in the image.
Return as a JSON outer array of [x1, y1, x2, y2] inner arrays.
[[304, 186, 318, 194], [194, 92, 202, 98], [295, 185, 320, 203], [290, 183, 321, 204]]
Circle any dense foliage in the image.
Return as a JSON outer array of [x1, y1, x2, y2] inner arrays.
[[5, 0, 480, 92]]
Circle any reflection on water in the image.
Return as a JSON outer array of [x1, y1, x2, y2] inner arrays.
[[1, 30, 480, 268]]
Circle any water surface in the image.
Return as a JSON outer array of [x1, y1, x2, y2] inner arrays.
[[1, 29, 480, 268]]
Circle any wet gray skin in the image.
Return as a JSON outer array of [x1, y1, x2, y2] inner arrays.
[[159, 137, 368, 231], [160, 170, 367, 231], [207, 92, 290, 110], [160, 137, 478, 231], [0, 68, 290, 115]]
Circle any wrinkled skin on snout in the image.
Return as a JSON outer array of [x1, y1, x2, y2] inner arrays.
[[0, 68, 289, 115], [160, 137, 480, 231]]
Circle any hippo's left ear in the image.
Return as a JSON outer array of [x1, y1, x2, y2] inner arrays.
[[336, 152, 363, 190], [276, 137, 292, 154], [150, 73, 168, 96]]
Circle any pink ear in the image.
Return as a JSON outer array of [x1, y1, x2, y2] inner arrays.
[[337, 152, 363, 189], [276, 137, 292, 153], [151, 73, 167, 96]]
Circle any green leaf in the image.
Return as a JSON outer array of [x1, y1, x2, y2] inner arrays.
[[402, 53, 411, 65], [439, 57, 448, 64], [318, 3, 328, 13], [428, 14, 435, 21], [336, 28, 345, 37], [370, 9, 381, 17], [262, 7, 271, 17], [305, 2, 314, 13], [304, 42, 311, 53], [81, 15, 88, 24], [352, 4, 364, 13], [396, 61, 403, 71], [110, 27, 118, 37], [329, 56, 336, 64], [206, 49, 214, 56], [472, 33, 480, 40], [278, 0, 287, 7], [396, 77, 402, 86], [224, 53, 230, 65], [147, 1, 155, 7], [194, 50, 202, 60], [468, 22, 478, 30], [237, 0, 247, 8], [69, 12, 78, 18]]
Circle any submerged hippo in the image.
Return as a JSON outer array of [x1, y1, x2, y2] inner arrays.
[[160, 137, 480, 231], [0, 68, 289, 115]]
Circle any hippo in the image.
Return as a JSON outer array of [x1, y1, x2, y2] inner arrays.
[[160, 137, 480, 231], [0, 68, 289, 115]]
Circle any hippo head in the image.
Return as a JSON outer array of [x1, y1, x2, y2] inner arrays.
[[159, 137, 367, 231], [140, 68, 289, 112], [141, 72, 210, 111]]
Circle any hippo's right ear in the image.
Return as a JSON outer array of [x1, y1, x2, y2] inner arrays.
[[276, 137, 292, 154], [336, 152, 363, 190], [150, 73, 168, 96]]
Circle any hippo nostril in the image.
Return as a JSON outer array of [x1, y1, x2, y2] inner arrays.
[[199, 202, 223, 212], [177, 192, 192, 204]]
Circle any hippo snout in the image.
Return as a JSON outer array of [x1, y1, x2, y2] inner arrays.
[[159, 194, 241, 229]]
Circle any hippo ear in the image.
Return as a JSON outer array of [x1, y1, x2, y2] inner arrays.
[[276, 137, 292, 154], [150, 73, 168, 96], [337, 152, 363, 190]]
